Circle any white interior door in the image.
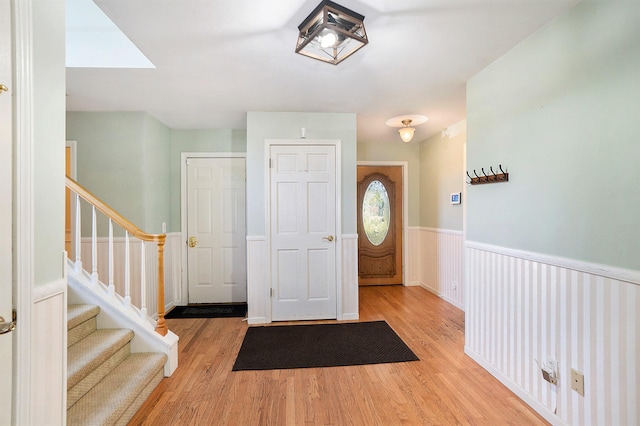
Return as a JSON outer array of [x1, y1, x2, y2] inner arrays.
[[0, 2, 13, 423], [187, 157, 247, 303], [270, 145, 337, 321]]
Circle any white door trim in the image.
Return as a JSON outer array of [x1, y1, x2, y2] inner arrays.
[[65, 140, 77, 179], [265, 139, 342, 322], [357, 161, 409, 285], [13, 0, 35, 422], [180, 152, 247, 305]]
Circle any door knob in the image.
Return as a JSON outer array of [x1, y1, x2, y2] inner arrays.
[[0, 84, 8, 94], [322, 235, 334, 242], [188, 236, 198, 248], [0, 311, 16, 334]]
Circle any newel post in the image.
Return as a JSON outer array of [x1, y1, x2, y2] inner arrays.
[[155, 236, 168, 336]]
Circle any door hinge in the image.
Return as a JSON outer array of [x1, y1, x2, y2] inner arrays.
[[269, 158, 273, 169], [270, 288, 273, 298]]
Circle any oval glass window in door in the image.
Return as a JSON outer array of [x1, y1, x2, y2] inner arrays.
[[362, 180, 390, 246]]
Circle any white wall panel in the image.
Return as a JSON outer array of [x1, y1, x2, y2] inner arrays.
[[465, 242, 639, 425], [32, 281, 66, 425], [341, 234, 359, 320], [247, 236, 268, 324], [408, 227, 464, 310]]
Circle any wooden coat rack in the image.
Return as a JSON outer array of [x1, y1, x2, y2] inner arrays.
[[466, 165, 508, 185]]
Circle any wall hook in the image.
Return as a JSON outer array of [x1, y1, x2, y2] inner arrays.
[[466, 165, 509, 185]]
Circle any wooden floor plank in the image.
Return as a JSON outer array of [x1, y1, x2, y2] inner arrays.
[[129, 286, 547, 425]]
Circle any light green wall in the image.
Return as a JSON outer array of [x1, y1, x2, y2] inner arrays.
[[357, 141, 421, 227], [246, 112, 357, 235], [141, 115, 172, 233], [169, 129, 246, 231], [467, 1, 640, 270], [34, 0, 66, 285], [419, 130, 465, 231], [66, 112, 171, 233]]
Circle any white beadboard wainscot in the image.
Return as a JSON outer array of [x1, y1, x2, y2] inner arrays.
[[341, 234, 359, 320], [407, 227, 464, 310], [32, 278, 67, 425], [465, 242, 639, 426]]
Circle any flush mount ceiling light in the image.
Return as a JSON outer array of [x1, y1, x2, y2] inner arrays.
[[296, 0, 368, 65], [386, 115, 428, 143]]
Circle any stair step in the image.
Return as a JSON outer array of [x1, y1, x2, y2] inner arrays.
[[68, 304, 100, 330], [67, 352, 167, 426], [68, 304, 100, 347], [67, 328, 134, 390], [67, 343, 131, 409]]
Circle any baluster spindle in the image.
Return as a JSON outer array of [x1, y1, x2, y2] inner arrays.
[[108, 219, 115, 298], [91, 206, 98, 285], [74, 193, 82, 273], [124, 231, 131, 308], [140, 241, 147, 319]]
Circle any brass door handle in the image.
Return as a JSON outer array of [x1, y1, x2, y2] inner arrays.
[[188, 236, 198, 248], [0, 84, 8, 94], [0, 312, 16, 334], [322, 235, 334, 242]]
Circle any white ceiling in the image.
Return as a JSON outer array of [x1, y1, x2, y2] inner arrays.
[[65, 0, 580, 143]]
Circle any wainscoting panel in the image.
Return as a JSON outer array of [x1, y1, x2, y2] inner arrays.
[[408, 227, 464, 310], [32, 279, 66, 425], [341, 234, 359, 320], [246, 236, 268, 324], [465, 242, 639, 426]]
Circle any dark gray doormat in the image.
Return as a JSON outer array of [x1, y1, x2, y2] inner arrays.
[[165, 303, 247, 319], [232, 320, 418, 371]]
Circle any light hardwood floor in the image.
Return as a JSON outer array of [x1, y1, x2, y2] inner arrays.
[[130, 286, 548, 425]]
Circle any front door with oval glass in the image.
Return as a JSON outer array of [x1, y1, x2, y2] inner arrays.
[[357, 166, 403, 285]]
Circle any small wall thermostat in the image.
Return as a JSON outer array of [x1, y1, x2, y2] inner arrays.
[[450, 192, 461, 205]]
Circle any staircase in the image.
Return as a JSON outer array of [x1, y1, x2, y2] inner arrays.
[[66, 304, 167, 426]]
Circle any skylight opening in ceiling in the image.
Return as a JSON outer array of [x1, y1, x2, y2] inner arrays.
[[66, 0, 155, 68]]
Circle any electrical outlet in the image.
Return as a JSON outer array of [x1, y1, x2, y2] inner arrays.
[[546, 357, 557, 373], [571, 369, 585, 396], [541, 358, 557, 385]]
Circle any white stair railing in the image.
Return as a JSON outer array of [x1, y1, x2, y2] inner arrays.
[[66, 176, 168, 336]]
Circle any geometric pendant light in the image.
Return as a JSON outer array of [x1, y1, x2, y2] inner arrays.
[[296, 0, 368, 65]]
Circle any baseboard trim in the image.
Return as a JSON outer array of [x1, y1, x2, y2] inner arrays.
[[464, 346, 567, 426], [341, 313, 359, 321]]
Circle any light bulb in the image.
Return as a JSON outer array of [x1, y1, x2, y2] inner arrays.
[[399, 127, 415, 143], [319, 31, 338, 48]]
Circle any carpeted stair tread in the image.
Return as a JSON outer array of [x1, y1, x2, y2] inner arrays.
[[114, 368, 164, 426], [68, 304, 100, 330], [67, 328, 134, 390], [68, 314, 98, 347], [67, 344, 131, 409], [67, 352, 167, 426]]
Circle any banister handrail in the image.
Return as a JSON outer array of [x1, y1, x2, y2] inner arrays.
[[65, 176, 165, 244], [65, 175, 168, 336]]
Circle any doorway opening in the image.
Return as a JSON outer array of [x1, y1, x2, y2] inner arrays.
[[357, 163, 408, 286]]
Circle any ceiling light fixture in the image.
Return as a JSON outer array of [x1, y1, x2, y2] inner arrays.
[[386, 115, 428, 143], [296, 0, 368, 65], [399, 120, 415, 143]]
